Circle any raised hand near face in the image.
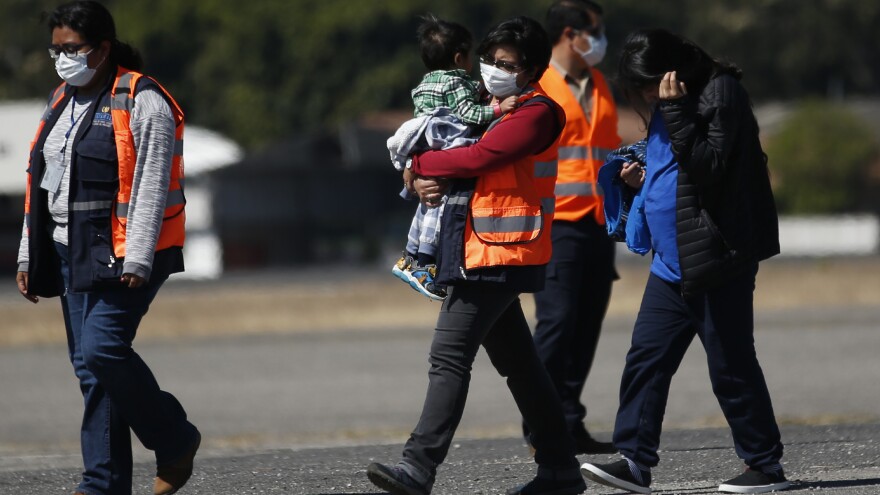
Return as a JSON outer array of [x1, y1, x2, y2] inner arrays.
[[659, 71, 687, 100]]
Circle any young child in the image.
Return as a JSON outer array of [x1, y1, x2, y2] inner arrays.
[[389, 14, 516, 301]]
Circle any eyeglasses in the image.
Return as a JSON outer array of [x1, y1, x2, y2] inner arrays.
[[480, 55, 523, 74], [48, 42, 91, 60]]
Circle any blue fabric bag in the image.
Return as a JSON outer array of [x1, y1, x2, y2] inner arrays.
[[597, 139, 651, 255]]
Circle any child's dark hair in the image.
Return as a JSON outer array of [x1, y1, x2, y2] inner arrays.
[[47, 0, 143, 71], [617, 28, 742, 123], [417, 13, 472, 71]]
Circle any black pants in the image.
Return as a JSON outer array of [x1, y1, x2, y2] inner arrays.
[[613, 266, 784, 469], [530, 217, 616, 434], [401, 284, 578, 485]]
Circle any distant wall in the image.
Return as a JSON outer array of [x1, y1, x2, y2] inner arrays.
[[778, 214, 879, 257]]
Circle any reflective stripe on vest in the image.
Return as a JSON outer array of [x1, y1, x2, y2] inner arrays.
[[71, 200, 114, 211], [71, 189, 187, 217], [115, 188, 187, 218], [111, 74, 184, 160], [534, 160, 558, 178], [541, 197, 556, 216], [472, 212, 542, 236], [474, 212, 541, 242], [539, 66, 620, 223], [557, 145, 614, 162], [535, 160, 558, 218], [554, 182, 605, 197]]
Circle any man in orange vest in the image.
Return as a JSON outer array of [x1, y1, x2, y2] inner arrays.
[[526, 0, 621, 455]]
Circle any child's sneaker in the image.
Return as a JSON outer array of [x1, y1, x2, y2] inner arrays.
[[408, 262, 446, 301], [391, 254, 446, 301], [392, 252, 415, 284]]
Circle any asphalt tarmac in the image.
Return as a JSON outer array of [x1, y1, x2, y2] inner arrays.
[[0, 289, 878, 493], [1, 423, 879, 493]]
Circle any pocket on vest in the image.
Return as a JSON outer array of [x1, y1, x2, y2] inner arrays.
[[75, 139, 119, 195], [88, 222, 123, 281]]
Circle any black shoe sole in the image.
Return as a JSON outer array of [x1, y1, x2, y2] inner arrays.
[[509, 482, 587, 495], [366, 464, 428, 495]]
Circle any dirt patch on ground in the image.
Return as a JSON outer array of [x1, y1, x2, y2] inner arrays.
[[0, 256, 877, 347]]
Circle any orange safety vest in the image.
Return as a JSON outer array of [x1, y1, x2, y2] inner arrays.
[[463, 85, 563, 270], [539, 65, 620, 224], [25, 67, 186, 258]]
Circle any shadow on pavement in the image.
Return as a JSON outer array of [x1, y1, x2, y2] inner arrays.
[[796, 478, 880, 490]]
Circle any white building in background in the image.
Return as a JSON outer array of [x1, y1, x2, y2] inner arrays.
[[0, 100, 242, 279]]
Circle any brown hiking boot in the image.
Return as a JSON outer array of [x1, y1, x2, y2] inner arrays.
[[153, 431, 201, 495]]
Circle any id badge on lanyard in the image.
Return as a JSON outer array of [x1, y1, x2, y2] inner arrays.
[[40, 153, 66, 194], [40, 97, 89, 194]]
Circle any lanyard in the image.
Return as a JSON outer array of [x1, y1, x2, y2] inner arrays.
[[59, 96, 91, 156]]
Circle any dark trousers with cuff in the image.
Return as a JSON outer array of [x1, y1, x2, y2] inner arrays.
[[529, 217, 616, 436], [613, 266, 784, 469]]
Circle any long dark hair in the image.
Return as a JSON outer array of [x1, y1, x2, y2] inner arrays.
[[47, 0, 143, 71], [617, 28, 741, 123], [477, 16, 551, 84]]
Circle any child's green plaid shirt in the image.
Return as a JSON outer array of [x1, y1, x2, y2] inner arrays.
[[411, 69, 496, 125]]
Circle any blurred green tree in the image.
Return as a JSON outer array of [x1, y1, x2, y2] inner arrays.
[[2, 0, 879, 151], [93, 0, 544, 148], [766, 100, 879, 214]]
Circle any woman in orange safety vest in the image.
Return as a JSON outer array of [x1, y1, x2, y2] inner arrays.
[[365, 16, 588, 495], [15, 2, 199, 494]]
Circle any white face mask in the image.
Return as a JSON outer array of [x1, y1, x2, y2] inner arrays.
[[574, 32, 607, 67], [480, 62, 522, 99], [55, 48, 103, 87]]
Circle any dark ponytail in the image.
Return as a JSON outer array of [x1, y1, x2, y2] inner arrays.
[[111, 39, 143, 72], [47, 0, 143, 71]]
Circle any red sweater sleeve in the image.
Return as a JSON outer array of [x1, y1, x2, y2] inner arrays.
[[411, 100, 560, 178]]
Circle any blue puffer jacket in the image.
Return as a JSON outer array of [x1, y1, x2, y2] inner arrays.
[[597, 139, 650, 255]]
